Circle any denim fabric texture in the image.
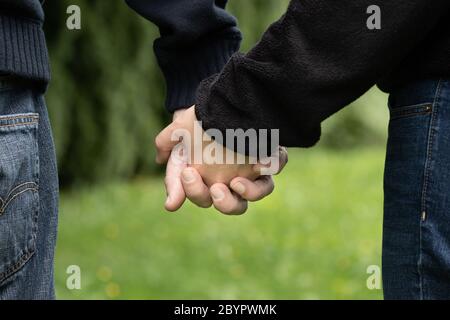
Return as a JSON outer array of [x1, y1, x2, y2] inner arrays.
[[0, 77, 58, 299], [384, 79, 450, 299]]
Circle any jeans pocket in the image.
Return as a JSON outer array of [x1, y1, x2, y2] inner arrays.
[[389, 103, 433, 120], [0, 113, 39, 286]]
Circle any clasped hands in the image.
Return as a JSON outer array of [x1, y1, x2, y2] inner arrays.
[[155, 106, 288, 215]]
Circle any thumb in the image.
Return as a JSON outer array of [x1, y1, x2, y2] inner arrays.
[[155, 122, 187, 164]]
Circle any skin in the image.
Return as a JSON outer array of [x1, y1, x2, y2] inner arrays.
[[156, 106, 288, 215]]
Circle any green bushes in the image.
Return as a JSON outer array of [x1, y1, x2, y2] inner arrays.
[[44, 0, 387, 186]]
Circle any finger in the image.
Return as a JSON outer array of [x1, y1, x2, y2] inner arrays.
[[230, 175, 275, 202], [164, 148, 187, 212], [210, 183, 248, 215], [254, 146, 288, 175], [277, 146, 289, 174], [181, 167, 213, 208], [155, 122, 183, 164]]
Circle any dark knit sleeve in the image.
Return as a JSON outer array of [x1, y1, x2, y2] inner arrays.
[[195, 0, 449, 149], [125, 0, 242, 112]]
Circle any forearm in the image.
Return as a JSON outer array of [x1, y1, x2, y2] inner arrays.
[[196, 0, 449, 148], [125, 0, 242, 112]]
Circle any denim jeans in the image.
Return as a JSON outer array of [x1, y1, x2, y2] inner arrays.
[[383, 79, 450, 299], [0, 77, 58, 299]]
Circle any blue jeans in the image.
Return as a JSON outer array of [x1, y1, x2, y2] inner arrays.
[[0, 77, 58, 299], [384, 79, 450, 299]]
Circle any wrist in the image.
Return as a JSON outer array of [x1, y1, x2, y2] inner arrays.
[[173, 105, 195, 121]]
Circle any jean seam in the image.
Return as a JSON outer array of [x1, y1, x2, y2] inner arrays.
[[390, 103, 433, 120], [0, 113, 40, 129], [0, 120, 38, 129], [0, 184, 39, 215], [0, 114, 39, 122], [0, 250, 35, 286], [418, 79, 443, 300]]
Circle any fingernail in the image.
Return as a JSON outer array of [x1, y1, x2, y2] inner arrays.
[[182, 169, 195, 183], [211, 188, 225, 201], [232, 182, 246, 195], [165, 195, 171, 206]]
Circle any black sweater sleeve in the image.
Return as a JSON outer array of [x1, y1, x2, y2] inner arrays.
[[125, 0, 242, 112], [195, 0, 450, 149]]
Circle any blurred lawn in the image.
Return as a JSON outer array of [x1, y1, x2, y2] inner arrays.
[[55, 148, 385, 300]]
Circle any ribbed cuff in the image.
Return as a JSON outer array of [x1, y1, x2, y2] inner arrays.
[[157, 37, 241, 113], [0, 15, 51, 87]]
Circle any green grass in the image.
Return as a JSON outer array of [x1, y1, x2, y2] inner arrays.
[[55, 148, 385, 299]]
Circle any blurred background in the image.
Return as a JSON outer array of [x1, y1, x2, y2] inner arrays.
[[44, 0, 389, 299]]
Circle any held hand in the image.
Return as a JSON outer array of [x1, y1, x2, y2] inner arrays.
[[179, 146, 287, 215], [164, 146, 287, 214], [207, 146, 287, 214], [157, 106, 288, 214], [156, 106, 258, 186], [156, 106, 258, 184]]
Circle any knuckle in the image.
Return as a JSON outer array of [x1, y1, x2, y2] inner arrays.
[[264, 185, 275, 198], [246, 191, 261, 202], [186, 187, 211, 207], [250, 181, 274, 201], [216, 203, 235, 215], [217, 205, 232, 215], [186, 187, 203, 198], [234, 206, 248, 215], [222, 202, 247, 215], [155, 135, 163, 150], [267, 179, 275, 194], [196, 201, 212, 209]]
